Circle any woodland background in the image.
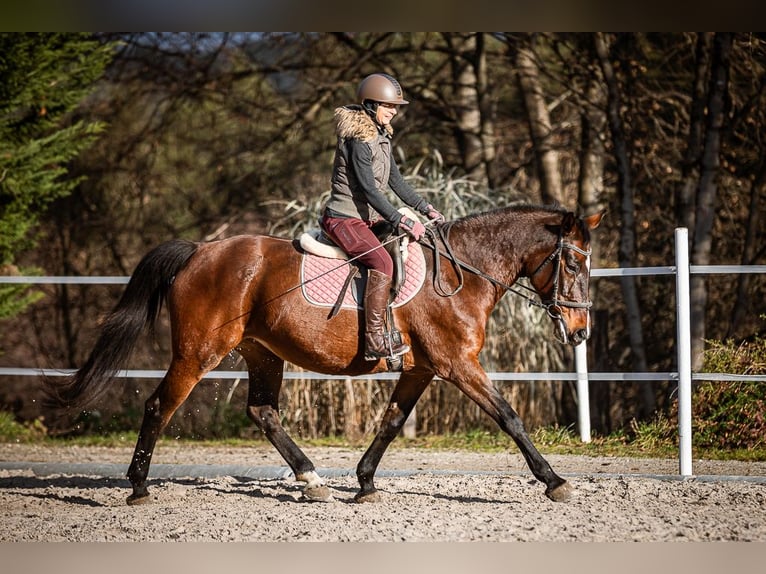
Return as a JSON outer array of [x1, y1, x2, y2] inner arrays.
[[1, 32, 765, 440]]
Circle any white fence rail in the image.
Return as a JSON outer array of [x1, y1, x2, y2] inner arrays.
[[2, 227, 766, 477]]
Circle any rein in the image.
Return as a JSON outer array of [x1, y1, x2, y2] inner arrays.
[[283, 216, 592, 320], [421, 223, 592, 317]]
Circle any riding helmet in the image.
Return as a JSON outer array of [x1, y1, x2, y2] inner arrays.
[[356, 73, 409, 105]]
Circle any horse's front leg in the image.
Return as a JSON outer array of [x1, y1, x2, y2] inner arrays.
[[355, 369, 433, 502], [450, 361, 572, 502], [248, 402, 332, 502]]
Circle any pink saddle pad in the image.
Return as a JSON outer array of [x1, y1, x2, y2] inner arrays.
[[300, 242, 426, 310]]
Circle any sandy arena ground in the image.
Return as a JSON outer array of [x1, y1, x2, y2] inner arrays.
[[1, 442, 765, 542]]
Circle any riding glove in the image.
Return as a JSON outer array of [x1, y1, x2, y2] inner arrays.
[[398, 216, 426, 241], [422, 204, 445, 223]]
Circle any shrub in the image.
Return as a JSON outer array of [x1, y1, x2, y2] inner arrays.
[[0, 411, 47, 442], [691, 336, 766, 450]]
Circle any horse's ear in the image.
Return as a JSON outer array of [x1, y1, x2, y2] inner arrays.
[[583, 209, 606, 230], [561, 211, 577, 235]]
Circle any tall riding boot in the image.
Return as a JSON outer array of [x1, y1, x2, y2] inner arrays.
[[364, 269, 410, 360]]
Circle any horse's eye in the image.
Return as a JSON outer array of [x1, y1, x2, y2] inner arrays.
[[565, 258, 580, 274]]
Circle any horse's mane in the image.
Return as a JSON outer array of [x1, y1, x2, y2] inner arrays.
[[451, 204, 592, 248], [456, 204, 569, 228]]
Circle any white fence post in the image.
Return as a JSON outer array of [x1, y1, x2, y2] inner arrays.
[[575, 342, 591, 442], [403, 406, 417, 439], [675, 227, 693, 477]]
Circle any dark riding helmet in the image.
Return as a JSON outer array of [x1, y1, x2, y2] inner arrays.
[[357, 73, 409, 106]]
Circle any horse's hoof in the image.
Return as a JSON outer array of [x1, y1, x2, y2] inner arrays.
[[354, 489, 382, 503], [545, 480, 574, 502], [302, 484, 334, 502], [126, 492, 153, 506]]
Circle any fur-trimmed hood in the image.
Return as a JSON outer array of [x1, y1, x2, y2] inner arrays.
[[334, 105, 393, 142]]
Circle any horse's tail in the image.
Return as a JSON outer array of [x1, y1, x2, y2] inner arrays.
[[43, 239, 199, 410]]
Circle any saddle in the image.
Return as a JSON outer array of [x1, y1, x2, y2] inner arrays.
[[300, 222, 408, 300], [298, 207, 421, 310]]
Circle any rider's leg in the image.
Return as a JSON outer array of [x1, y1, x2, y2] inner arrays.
[[320, 215, 408, 359]]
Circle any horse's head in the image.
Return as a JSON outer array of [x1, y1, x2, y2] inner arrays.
[[526, 210, 604, 345]]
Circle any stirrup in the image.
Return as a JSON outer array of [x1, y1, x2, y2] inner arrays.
[[363, 344, 409, 362], [364, 330, 410, 362]]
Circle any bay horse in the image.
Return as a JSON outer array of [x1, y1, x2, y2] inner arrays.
[[44, 205, 603, 505]]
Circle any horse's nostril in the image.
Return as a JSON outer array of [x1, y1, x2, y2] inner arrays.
[[574, 329, 589, 343]]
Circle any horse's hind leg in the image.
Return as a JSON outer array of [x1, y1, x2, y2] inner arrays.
[[355, 369, 433, 502], [242, 344, 332, 502], [126, 364, 200, 505]]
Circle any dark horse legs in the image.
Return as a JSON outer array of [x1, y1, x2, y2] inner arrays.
[[451, 360, 572, 501], [126, 344, 333, 504], [243, 345, 332, 501], [126, 355, 568, 504], [355, 369, 434, 502], [126, 364, 200, 505], [354, 363, 570, 503]]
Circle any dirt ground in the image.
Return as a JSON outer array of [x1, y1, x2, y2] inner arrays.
[[1, 442, 765, 542]]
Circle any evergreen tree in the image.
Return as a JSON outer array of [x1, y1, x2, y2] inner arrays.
[[0, 33, 113, 320]]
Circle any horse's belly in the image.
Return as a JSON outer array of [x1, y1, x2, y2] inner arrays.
[[249, 305, 387, 375]]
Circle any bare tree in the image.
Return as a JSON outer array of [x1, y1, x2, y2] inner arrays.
[[577, 65, 607, 218], [676, 33, 713, 231], [513, 34, 565, 205], [442, 33, 497, 187], [690, 33, 733, 369], [594, 32, 655, 418]]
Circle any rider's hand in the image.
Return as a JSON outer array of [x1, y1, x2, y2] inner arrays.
[[398, 216, 426, 241], [422, 204, 445, 223]]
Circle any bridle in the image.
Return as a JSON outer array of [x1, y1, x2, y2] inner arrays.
[[527, 234, 593, 342], [529, 235, 593, 315], [422, 223, 593, 324]]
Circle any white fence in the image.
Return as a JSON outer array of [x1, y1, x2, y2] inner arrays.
[[2, 227, 766, 477]]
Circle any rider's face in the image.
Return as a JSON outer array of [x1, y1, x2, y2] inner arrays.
[[376, 102, 398, 126]]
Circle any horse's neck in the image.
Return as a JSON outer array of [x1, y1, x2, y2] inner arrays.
[[449, 217, 530, 286], [453, 212, 555, 285]]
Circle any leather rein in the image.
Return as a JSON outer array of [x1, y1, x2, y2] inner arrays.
[[421, 222, 593, 318]]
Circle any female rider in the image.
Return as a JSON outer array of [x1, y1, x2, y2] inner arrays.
[[320, 73, 444, 361]]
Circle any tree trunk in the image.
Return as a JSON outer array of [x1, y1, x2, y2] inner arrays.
[[594, 32, 655, 418], [727, 164, 765, 339], [577, 75, 606, 217], [515, 35, 564, 205], [676, 33, 713, 231], [444, 33, 497, 187], [577, 59, 607, 279], [690, 32, 733, 370]]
